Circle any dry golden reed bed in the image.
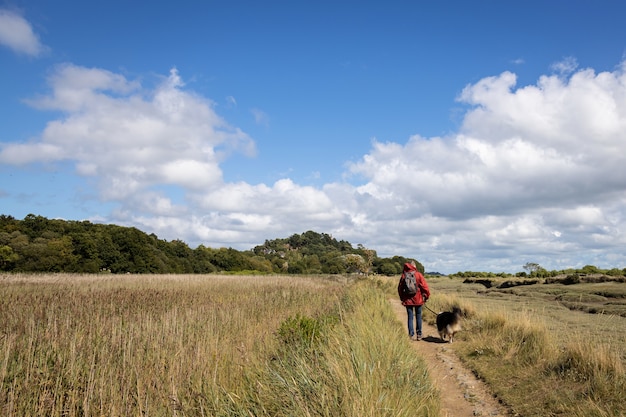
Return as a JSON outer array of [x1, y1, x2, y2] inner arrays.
[[0, 273, 438, 417], [2, 273, 625, 416]]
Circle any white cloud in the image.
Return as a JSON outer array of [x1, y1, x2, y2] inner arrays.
[[226, 96, 237, 107], [1, 64, 256, 205], [343, 60, 626, 270], [251, 108, 269, 126], [0, 9, 47, 57], [160, 159, 222, 189], [550, 56, 578, 76], [4, 61, 626, 273]]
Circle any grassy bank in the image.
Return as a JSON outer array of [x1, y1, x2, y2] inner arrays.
[[236, 278, 439, 416], [0, 274, 438, 416]]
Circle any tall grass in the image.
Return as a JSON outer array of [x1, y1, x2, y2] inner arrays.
[[241, 281, 439, 416], [1, 274, 438, 416], [0, 274, 344, 415]]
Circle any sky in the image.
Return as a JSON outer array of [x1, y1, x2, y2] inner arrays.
[[1, 1, 626, 274]]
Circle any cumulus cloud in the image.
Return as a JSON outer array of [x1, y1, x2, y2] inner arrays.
[[550, 56, 578, 76], [0, 9, 47, 56], [3, 61, 626, 273], [1, 64, 256, 205], [342, 60, 626, 271]]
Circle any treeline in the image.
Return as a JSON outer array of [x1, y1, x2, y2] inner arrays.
[[0, 214, 422, 275], [451, 265, 626, 279]]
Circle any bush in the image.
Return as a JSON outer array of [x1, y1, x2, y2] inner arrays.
[[563, 274, 581, 285], [277, 313, 337, 351]]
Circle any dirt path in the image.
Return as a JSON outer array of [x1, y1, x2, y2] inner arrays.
[[389, 299, 509, 417]]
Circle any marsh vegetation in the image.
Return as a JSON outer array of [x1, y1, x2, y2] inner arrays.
[[0, 273, 438, 416], [424, 276, 626, 417], [1, 273, 624, 416]]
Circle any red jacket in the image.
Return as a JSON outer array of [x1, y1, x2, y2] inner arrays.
[[397, 262, 430, 306]]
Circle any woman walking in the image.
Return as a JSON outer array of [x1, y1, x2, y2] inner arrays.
[[398, 261, 430, 340]]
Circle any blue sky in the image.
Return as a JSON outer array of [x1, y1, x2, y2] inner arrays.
[[2, 1, 626, 274]]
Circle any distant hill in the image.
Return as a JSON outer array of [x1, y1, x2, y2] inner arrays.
[[0, 214, 423, 275]]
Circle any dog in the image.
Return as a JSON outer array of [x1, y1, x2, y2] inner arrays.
[[436, 307, 462, 343]]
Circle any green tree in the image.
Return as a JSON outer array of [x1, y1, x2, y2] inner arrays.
[[0, 245, 19, 270], [523, 262, 542, 273], [192, 245, 218, 273], [344, 254, 366, 274], [581, 265, 599, 274], [378, 262, 400, 276], [19, 236, 77, 272], [321, 254, 344, 274], [210, 247, 248, 271], [304, 254, 322, 274], [247, 255, 273, 273], [70, 232, 100, 273]]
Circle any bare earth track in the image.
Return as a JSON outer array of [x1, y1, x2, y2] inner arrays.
[[390, 299, 510, 417]]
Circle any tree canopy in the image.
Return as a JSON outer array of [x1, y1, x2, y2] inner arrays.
[[0, 214, 423, 275]]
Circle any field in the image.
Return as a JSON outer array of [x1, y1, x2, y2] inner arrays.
[[0, 273, 438, 416], [422, 275, 626, 417], [1, 273, 625, 416]]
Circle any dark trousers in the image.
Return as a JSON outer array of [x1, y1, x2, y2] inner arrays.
[[405, 305, 423, 337]]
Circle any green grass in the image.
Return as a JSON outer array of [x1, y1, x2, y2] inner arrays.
[[461, 275, 626, 318]]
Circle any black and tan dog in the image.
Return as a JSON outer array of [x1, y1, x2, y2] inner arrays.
[[436, 307, 462, 343]]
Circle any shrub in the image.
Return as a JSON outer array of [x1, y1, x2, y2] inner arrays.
[[276, 313, 337, 351], [563, 274, 581, 285]]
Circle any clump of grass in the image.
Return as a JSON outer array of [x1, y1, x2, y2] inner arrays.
[[276, 312, 338, 351], [551, 340, 625, 414], [463, 309, 557, 366]]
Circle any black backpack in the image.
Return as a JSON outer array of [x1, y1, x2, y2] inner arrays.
[[402, 270, 418, 297]]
